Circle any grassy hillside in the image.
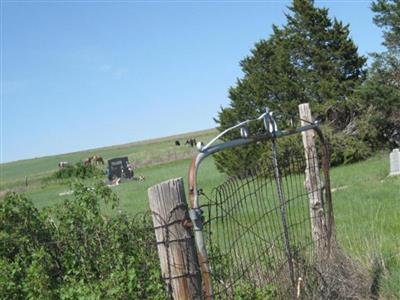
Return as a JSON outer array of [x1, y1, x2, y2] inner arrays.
[[0, 128, 217, 190], [330, 154, 400, 298]]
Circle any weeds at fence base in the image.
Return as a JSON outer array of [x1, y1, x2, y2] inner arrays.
[[208, 247, 373, 299], [297, 249, 372, 300], [272, 248, 372, 299]]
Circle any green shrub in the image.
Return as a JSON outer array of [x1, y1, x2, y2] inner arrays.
[[0, 184, 166, 299], [322, 125, 374, 166], [52, 163, 104, 180], [233, 282, 276, 300], [214, 123, 375, 176], [0, 258, 23, 299]]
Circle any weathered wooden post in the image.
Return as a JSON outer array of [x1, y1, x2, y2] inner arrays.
[[299, 103, 328, 256], [148, 178, 203, 300]]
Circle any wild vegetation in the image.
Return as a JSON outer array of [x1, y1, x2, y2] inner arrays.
[[50, 162, 104, 180], [0, 183, 166, 299]]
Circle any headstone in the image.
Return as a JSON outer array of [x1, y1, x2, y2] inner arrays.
[[389, 148, 400, 176], [107, 157, 133, 181]]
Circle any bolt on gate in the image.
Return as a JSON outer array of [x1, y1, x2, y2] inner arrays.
[[148, 103, 336, 299]]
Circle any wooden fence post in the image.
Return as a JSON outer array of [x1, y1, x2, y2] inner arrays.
[[299, 103, 328, 256], [148, 178, 203, 300]]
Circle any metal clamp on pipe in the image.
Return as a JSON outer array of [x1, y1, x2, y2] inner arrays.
[[189, 208, 204, 231]]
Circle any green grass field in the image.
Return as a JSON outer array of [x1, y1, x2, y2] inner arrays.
[[0, 128, 217, 190], [329, 154, 400, 298], [0, 130, 399, 298]]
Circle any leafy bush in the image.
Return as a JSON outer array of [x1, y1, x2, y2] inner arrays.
[[233, 282, 276, 300], [322, 125, 374, 166], [213, 122, 375, 176], [52, 162, 104, 180], [0, 183, 166, 299]]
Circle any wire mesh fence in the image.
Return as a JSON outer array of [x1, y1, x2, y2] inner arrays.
[[148, 108, 337, 299], [198, 135, 333, 299]]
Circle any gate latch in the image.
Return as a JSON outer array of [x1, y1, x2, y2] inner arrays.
[[188, 208, 204, 231]]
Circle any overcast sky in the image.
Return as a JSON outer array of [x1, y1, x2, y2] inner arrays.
[[1, 0, 385, 163]]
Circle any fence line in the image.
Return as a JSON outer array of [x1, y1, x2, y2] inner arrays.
[[148, 104, 336, 299]]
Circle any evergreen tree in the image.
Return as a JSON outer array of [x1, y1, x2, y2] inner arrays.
[[372, 0, 400, 52], [214, 0, 366, 175], [356, 0, 400, 147]]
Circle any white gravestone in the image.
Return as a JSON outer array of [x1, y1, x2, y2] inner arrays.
[[389, 148, 400, 176]]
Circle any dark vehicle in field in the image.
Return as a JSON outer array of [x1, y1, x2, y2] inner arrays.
[[107, 157, 133, 181]]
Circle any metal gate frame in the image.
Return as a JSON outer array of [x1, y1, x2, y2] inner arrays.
[[187, 108, 334, 299]]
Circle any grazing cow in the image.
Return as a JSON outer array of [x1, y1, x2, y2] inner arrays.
[[58, 161, 69, 168], [175, 140, 181, 146], [92, 155, 104, 165], [185, 138, 197, 147], [83, 157, 92, 166]]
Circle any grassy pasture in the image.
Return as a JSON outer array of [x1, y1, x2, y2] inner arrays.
[[0, 129, 399, 297], [330, 154, 400, 298], [0, 128, 217, 190]]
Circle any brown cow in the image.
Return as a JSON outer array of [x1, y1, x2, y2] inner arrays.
[[83, 157, 92, 165], [91, 155, 104, 165]]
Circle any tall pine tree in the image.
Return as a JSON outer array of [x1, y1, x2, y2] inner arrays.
[[355, 0, 400, 148], [372, 0, 400, 53], [214, 0, 366, 175]]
